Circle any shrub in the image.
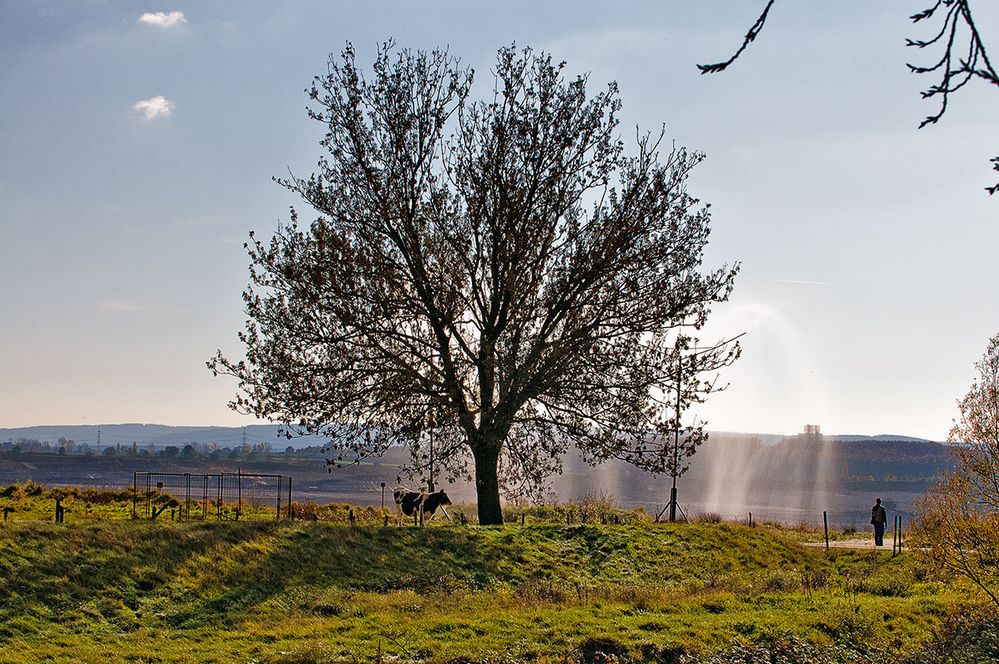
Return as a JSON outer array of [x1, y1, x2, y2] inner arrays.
[[862, 575, 912, 598], [693, 512, 722, 524], [503, 492, 651, 526], [20, 480, 45, 497], [801, 569, 831, 597], [908, 611, 999, 663], [914, 333, 999, 609], [817, 606, 877, 645], [578, 637, 625, 663], [683, 635, 881, 663], [515, 578, 571, 605], [291, 501, 388, 525], [760, 570, 801, 593]]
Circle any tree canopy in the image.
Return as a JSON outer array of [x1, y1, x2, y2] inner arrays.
[[210, 44, 739, 524]]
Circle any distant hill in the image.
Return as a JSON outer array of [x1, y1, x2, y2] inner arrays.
[[0, 424, 944, 451], [829, 434, 936, 443], [0, 423, 330, 450]]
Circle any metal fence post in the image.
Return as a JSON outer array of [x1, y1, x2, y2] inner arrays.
[[276, 476, 281, 521], [823, 511, 829, 550]]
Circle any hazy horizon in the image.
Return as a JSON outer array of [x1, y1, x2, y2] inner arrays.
[[0, 421, 942, 445]]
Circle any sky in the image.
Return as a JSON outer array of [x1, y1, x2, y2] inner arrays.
[[1, 1, 997, 440]]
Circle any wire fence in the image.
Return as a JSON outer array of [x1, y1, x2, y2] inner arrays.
[[700, 508, 914, 534], [131, 471, 292, 521], [2, 477, 913, 535], [621, 499, 916, 533]]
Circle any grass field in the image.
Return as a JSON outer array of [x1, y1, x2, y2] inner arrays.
[[0, 483, 995, 663]]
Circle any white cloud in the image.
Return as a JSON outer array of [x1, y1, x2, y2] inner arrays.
[[132, 95, 174, 121], [139, 11, 187, 28], [99, 299, 145, 314]]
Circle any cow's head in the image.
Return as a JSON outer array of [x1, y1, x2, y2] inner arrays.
[[436, 489, 452, 506]]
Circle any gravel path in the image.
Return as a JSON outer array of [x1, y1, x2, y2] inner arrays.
[[803, 538, 904, 550]]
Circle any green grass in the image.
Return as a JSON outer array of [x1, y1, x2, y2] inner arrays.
[[0, 483, 986, 662]]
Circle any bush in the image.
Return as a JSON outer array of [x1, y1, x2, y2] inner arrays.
[[692, 512, 722, 524], [578, 637, 625, 663], [683, 635, 881, 663], [504, 492, 651, 526], [907, 611, 999, 663], [291, 501, 388, 525], [20, 480, 45, 497], [817, 606, 877, 645], [914, 333, 999, 609], [861, 575, 912, 598], [760, 570, 800, 593]]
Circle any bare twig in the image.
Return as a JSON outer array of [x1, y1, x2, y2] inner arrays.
[[697, 0, 776, 74]]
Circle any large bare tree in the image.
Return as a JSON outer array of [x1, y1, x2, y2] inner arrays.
[[210, 44, 739, 524]]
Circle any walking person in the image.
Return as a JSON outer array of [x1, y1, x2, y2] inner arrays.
[[870, 497, 887, 547]]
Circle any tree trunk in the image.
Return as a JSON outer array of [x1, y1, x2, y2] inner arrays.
[[472, 438, 503, 525]]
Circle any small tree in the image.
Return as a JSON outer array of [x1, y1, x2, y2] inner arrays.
[[210, 43, 739, 525], [915, 333, 999, 606]]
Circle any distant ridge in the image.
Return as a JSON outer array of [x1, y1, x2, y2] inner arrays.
[[708, 431, 942, 445], [1, 424, 942, 449], [0, 423, 330, 449], [829, 434, 936, 443]]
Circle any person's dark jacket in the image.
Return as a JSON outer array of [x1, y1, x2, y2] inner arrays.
[[871, 505, 887, 525]]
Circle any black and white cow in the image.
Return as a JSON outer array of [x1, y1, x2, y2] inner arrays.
[[392, 487, 452, 525]]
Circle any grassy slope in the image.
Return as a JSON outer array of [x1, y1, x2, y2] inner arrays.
[[0, 514, 968, 663]]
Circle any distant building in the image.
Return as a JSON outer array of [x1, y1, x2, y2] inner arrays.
[[797, 424, 823, 444]]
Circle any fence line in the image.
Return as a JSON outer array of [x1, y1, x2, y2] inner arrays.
[[3, 477, 914, 533], [131, 471, 293, 522]]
